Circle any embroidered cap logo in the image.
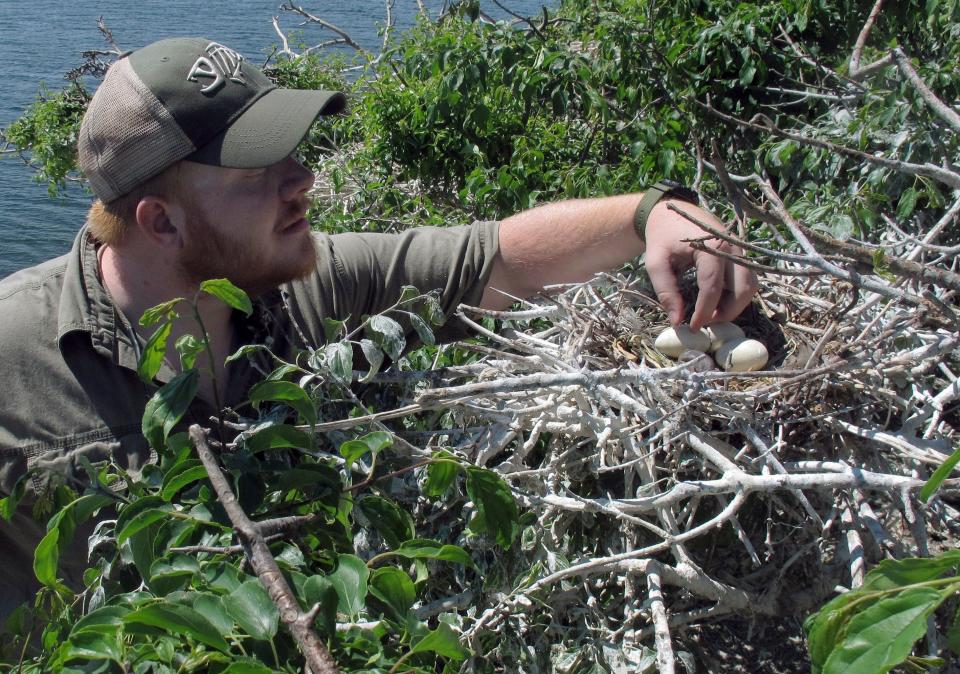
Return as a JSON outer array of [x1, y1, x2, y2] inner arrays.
[[187, 42, 246, 94]]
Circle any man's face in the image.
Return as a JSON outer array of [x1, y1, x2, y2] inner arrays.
[[173, 156, 318, 295]]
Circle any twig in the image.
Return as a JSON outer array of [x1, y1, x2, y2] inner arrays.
[[190, 425, 340, 674]]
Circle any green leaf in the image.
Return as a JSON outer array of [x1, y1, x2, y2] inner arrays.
[[325, 341, 353, 383], [340, 431, 394, 465], [822, 588, 944, 674], [358, 496, 415, 548], [223, 661, 276, 674], [34, 494, 111, 591], [71, 606, 130, 636], [398, 285, 420, 303], [862, 552, 960, 591], [175, 334, 204, 370], [249, 380, 317, 426], [123, 601, 230, 653], [421, 295, 445, 326], [359, 339, 384, 382], [466, 467, 519, 548], [368, 314, 406, 360], [369, 567, 415, 621], [117, 505, 175, 544], [142, 369, 200, 450], [424, 455, 459, 498], [244, 424, 313, 453], [223, 579, 280, 641], [192, 593, 234, 635], [200, 278, 253, 316], [329, 554, 369, 620], [322, 317, 346, 342], [920, 445, 960, 502], [409, 313, 436, 346], [138, 320, 172, 384], [66, 630, 122, 663], [0, 471, 28, 520], [302, 575, 339, 637], [140, 298, 183, 327], [410, 622, 469, 660], [161, 461, 208, 501], [391, 539, 474, 568], [149, 554, 200, 595], [896, 186, 919, 221], [34, 526, 67, 592]]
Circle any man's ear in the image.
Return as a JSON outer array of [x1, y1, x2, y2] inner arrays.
[[134, 196, 184, 248]]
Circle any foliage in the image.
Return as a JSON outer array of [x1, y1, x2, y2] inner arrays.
[[2, 280, 520, 672], [2, 82, 88, 196]]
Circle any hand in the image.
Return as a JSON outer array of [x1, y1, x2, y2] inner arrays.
[[643, 198, 758, 330]]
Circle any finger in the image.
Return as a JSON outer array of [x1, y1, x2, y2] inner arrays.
[[711, 256, 759, 323], [690, 249, 725, 330], [646, 253, 685, 326]]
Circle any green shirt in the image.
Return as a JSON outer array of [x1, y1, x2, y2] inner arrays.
[[0, 220, 499, 614]]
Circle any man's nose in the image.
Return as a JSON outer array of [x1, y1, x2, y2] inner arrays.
[[280, 154, 315, 200]]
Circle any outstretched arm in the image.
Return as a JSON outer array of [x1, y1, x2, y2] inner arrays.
[[479, 192, 758, 330]]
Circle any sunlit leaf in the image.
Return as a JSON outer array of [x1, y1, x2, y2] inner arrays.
[[249, 380, 317, 426], [139, 298, 183, 327], [325, 341, 353, 383], [340, 431, 394, 465], [822, 588, 944, 674], [138, 320, 172, 384], [359, 338, 384, 382], [223, 579, 279, 641], [123, 601, 230, 653], [368, 314, 406, 360], [329, 554, 369, 620], [410, 622, 469, 659], [369, 567, 415, 621], [200, 278, 253, 316]]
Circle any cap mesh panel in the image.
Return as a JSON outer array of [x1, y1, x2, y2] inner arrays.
[[79, 59, 195, 202]]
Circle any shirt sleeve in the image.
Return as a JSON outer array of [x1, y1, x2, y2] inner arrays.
[[284, 220, 500, 348]]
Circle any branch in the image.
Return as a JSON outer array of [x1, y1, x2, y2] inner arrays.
[[892, 47, 960, 134], [699, 101, 960, 190], [190, 425, 340, 674], [280, 2, 369, 55], [849, 0, 884, 77]]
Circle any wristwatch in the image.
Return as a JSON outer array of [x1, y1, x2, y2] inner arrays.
[[633, 180, 700, 244]]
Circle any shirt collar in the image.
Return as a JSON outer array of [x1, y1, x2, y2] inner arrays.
[[56, 225, 129, 359]]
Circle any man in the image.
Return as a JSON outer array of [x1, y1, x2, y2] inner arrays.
[[0, 38, 755, 613]]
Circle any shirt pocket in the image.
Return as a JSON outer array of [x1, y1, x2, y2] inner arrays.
[[5, 424, 152, 499]]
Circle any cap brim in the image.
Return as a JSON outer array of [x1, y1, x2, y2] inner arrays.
[[188, 89, 346, 167]]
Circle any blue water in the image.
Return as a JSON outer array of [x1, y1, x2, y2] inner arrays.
[[0, 0, 550, 279]]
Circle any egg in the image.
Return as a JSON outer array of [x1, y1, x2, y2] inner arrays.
[[654, 325, 711, 358], [704, 322, 745, 352], [715, 338, 769, 372]]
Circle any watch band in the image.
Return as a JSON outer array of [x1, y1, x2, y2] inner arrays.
[[633, 180, 699, 244]]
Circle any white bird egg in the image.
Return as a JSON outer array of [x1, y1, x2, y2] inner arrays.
[[715, 338, 769, 372], [654, 325, 711, 358]]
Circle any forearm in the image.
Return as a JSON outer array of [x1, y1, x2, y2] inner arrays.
[[480, 194, 645, 309]]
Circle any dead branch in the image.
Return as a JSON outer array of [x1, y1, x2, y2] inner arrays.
[[190, 425, 340, 674]]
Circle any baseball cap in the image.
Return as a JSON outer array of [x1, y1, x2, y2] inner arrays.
[[78, 37, 346, 203]]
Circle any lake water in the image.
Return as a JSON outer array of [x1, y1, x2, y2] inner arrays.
[[0, 0, 550, 279]]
